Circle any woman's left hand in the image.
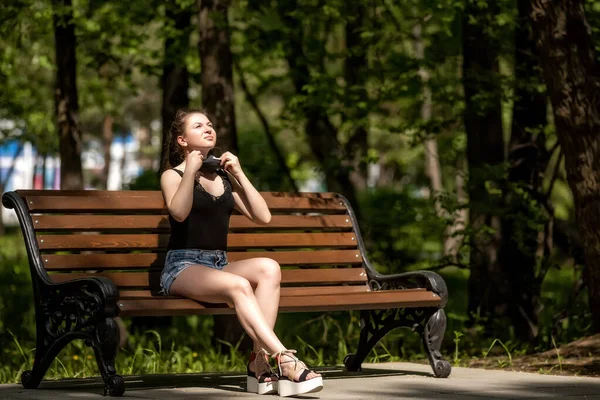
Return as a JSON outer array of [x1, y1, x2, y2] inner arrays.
[[220, 152, 242, 176]]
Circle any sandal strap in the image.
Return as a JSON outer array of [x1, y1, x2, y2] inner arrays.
[[257, 374, 274, 383], [272, 349, 297, 359], [298, 368, 312, 382], [274, 349, 313, 382], [253, 349, 278, 379]]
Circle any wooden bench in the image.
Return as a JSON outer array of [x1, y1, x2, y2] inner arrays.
[[3, 189, 452, 396]]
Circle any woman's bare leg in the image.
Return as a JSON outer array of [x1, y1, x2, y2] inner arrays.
[[169, 265, 286, 354], [224, 257, 281, 353], [224, 258, 319, 381]]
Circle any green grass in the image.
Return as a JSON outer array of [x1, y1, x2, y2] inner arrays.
[[0, 231, 592, 383]]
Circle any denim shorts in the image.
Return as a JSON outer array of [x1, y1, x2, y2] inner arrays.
[[159, 249, 228, 296]]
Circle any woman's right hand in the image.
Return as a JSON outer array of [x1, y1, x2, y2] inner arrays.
[[187, 150, 204, 172]]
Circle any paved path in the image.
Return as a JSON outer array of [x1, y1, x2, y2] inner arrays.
[[0, 362, 598, 399]]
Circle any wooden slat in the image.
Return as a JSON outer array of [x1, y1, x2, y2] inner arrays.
[[118, 285, 401, 299], [278, 268, 366, 284], [32, 215, 353, 231], [42, 250, 363, 270], [37, 233, 358, 251], [17, 190, 167, 197], [33, 215, 170, 231], [23, 191, 346, 213], [232, 215, 352, 229], [38, 234, 170, 250], [26, 195, 166, 212], [117, 291, 442, 316], [50, 268, 368, 287], [18, 190, 338, 198]]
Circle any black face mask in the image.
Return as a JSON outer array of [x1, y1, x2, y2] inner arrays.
[[200, 147, 222, 173]]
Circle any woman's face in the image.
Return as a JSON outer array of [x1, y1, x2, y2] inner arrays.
[[177, 113, 216, 151]]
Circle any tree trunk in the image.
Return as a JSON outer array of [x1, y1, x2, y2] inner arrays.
[[234, 60, 298, 192], [198, 0, 237, 153], [462, 1, 507, 328], [453, 156, 468, 250], [344, 3, 368, 191], [102, 115, 113, 189], [530, 0, 600, 333], [160, 2, 192, 173], [137, 127, 153, 171], [198, 0, 251, 352], [41, 153, 47, 189], [413, 22, 462, 258], [32, 155, 40, 189], [278, 1, 360, 214], [131, 2, 194, 335], [52, 0, 84, 190], [497, 0, 550, 342]]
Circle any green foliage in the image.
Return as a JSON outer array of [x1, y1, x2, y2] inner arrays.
[[236, 124, 301, 191], [483, 338, 513, 370], [0, 0, 55, 150], [75, 0, 164, 139], [0, 231, 36, 342], [231, 0, 470, 183], [126, 169, 160, 190], [0, 0, 163, 153], [358, 187, 445, 273], [453, 330, 464, 365], [585, 0, 600, 56]]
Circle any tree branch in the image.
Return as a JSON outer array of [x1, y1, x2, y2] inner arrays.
[[427, 259, 470, 271], [544, 148, 563, 202], [546, 140, 561, 158], [233, 59, 298, 192], [551, 273, 586, 336]]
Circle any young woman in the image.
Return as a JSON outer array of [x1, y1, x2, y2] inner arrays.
[[159, 108, 323, 397]]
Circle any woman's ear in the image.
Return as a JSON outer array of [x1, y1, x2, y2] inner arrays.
[[176, 135, 187, 147]]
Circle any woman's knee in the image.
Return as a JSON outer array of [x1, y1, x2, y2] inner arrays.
[[257, 258, 281, 285], [227, 276, 254, 299]]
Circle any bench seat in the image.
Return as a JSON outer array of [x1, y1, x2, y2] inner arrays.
[[118, 288, 442, 316]]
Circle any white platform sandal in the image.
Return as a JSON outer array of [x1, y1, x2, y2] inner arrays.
[[247, 349, 278, 395], [273, 349, 323, 397]]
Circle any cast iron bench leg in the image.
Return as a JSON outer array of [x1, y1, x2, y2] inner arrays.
[[421, 309, 452, 378], [21, 279, 124, 396], [344, 308, 452, 378], [344, 309, 405, 372], [89, 317, 124, 396], [21, 323, 75, 389]]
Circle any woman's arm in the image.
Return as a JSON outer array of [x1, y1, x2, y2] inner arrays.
[[161, 150, 204, 222], [229, 171, 271, 224], [220, 151, 271, 224], [161, 169, 195, 222]]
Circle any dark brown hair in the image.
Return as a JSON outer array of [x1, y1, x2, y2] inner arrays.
[[161, 108, 206, 172]]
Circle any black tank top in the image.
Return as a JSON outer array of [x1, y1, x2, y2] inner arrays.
[[167, 169, 235, 251]]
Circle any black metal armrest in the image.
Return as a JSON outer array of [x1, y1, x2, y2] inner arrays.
[[40, 277, 120, 320], [2, 190, 120, 322], [2, 191, 53, 284], [35, 277, 120, 343], [367, 270, 448, 307], [334, 193, 449, 308]]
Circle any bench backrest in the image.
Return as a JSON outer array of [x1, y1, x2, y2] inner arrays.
[[13, 190, 371, 297]]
